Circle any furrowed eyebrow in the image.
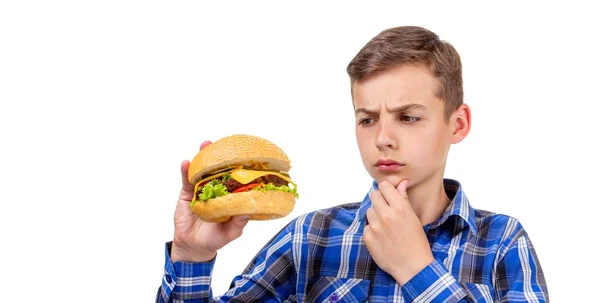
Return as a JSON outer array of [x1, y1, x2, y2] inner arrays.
[[355, 103, 426, 116], [354, 108, 378, 116]]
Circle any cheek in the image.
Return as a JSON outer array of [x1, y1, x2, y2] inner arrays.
[[356, 129, 377, 166], [355, 128, 372, 151], [408, 127, 447, 162]]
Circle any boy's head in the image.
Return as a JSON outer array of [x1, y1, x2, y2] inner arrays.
[[347, 26, 471, 189]]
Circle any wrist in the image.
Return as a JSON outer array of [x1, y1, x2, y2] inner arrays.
[[393, 255, 435, 285], [171, 241, 216, 263]]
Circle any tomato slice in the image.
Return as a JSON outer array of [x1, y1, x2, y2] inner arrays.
[[233, 183, 261, 193]]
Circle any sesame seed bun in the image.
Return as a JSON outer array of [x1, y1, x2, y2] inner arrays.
[[188, 134, 291, 184]]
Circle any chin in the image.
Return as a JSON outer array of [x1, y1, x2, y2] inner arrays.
[[372, 174, 405, 188]]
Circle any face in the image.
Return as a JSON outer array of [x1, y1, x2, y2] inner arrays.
[[353, 64, 469, 189]]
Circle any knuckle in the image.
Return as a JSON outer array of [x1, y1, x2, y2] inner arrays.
[[370, 223, 381, 234], [363, 229, 372, 243]]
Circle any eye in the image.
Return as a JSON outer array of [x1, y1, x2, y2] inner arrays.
[[399, 115, 421, 123], [358, 117, 375, 126]]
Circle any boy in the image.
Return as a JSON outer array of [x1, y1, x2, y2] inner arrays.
[[157, 26, 548, 302]]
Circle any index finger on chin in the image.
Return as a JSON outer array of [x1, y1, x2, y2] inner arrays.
[[378, 180, 406, 209]]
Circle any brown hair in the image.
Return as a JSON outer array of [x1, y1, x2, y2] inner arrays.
[[347, 26, 463, 122]]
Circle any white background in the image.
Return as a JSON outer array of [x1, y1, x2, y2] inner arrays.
[[1, 1, 598, 302]]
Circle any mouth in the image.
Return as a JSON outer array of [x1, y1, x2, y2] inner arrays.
[[374, 159, 405, 172]]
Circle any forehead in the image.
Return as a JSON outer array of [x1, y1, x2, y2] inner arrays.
[[352, 64, 441, 109]]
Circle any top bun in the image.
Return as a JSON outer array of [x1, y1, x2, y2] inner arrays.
[[188, 134, 291, 184]]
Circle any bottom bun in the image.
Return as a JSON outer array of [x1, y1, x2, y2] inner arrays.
[[191, 190, 296, 223]]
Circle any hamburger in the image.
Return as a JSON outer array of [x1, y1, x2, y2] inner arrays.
[[188, 134, 298, 223]]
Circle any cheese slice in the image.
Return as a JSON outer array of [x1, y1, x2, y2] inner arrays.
[[230, 169, 295, 187]]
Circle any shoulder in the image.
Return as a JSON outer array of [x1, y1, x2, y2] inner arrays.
[[472, 208, 530, 254], [475, 209, 527, 236]]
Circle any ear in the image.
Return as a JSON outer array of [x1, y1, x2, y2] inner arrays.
[[450, 104, 471, 144]]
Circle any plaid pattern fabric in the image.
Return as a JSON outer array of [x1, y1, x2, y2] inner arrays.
[[157, 179, 548, 302]]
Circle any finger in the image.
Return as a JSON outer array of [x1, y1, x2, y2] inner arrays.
[[394, 179, 410, 206], [200, 140, 212, 150], [180, 160, 194, 194], [181, 141, 212, 196], [369, 189, 387, 219], [396, 179, 408, 195], [379, 180, 408, 209], [366, 207, 379, 226], [222, 216, 250, 242]]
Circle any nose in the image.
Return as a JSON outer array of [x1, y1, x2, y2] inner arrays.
[[375, 119, 397, 151]]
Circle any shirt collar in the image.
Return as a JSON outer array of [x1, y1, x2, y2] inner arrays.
[[357, 178, 478, 235]]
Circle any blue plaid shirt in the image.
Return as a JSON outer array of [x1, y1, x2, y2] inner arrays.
[[157, 179, 548, 302]]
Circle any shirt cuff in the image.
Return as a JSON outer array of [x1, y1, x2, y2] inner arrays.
[[401, 259, 467, 302], [160, 242, 216, 302]]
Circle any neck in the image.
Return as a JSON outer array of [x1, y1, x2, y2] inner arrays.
[[406, 177, 451, 226]]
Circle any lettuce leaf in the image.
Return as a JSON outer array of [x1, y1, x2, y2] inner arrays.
[[199, 179, 229, 201]]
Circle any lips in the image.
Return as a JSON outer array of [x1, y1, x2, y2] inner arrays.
[[375, 159, 404, 172], [375, 159, 401, 166]]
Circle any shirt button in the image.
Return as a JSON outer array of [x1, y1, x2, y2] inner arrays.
[[329, 294, 338, 303], [165, 274, 172, 284]]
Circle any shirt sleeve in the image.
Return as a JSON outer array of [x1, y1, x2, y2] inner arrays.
[[156, 222, 297, 303], [400, 233, 549, 303], [400, 259, 468, 302], [155, 242, 216, 302], [494, 234, 549, 302]]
